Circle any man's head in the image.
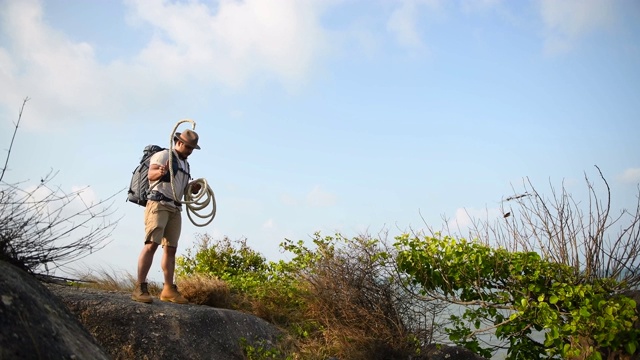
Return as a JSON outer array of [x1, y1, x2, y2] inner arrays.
[[174, 129, 200, 159]]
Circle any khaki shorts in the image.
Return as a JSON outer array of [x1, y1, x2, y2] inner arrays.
[[144, 201, 182, 247]]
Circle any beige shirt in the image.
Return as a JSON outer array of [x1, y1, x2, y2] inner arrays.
[[149, 149, 190, 209]]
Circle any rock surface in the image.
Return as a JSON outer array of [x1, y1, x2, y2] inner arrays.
[[46, 283, 282, 360], [0, 261, 110, 360], [424, 344, 487, 360]]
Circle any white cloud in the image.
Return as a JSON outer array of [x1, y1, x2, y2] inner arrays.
[[70, 185, 100, 207], [306, 185, 337, 207], [127, 0, 329, 88], [386, 0, 441, 52], [448, 207, 474, 229], [447, 206, 502, 234], [0, 0, 332, 129], [539, 0, 616, 55], [618, 168, 640, 184], [387, 1, 425, 51], [0, 0, 110, 129]]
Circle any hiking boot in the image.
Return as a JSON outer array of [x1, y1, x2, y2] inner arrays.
[[160, 284, 188, 304], [132, 282, 153, 303]]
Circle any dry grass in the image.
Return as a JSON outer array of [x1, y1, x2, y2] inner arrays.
[[176, 273, 230, 308], [300, 264, 417, 360], [76, 268, 136, 291], [67, 269, 134, 296], [280, 234, 434, 360], [74, 268, 231, 307]]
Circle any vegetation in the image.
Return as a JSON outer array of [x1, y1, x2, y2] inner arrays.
[[467, 166, 640, 289], [394, 168, 640, 359], [1, 98, 119, 276], [3, 100, 639, 359], [395, 234, 639, 359], [172, 167, 640, 359], [176, 232, 442, 360]]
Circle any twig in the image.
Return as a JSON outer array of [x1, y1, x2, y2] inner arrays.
[[1, 97, 30, 182], [504, 193, 531, 202]]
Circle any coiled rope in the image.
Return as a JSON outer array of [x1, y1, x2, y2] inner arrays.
[[167, 119, 216, 227]]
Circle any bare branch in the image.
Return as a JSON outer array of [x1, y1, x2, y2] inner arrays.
[[468, 166, 640, 289], [1, 100, 121, 275], [1, 97, 29, 182], [1, 175, 121, 275]]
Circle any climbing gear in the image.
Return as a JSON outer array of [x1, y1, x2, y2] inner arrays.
[[132, 282, 153, 303], [167, 119, 216, 227], [160, 284, 189, 304]]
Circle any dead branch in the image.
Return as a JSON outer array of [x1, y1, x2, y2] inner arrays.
[[1, 97, 29, 182], [470, 166, 640, 289]]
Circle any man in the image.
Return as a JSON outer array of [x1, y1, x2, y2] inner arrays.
[[132, 129, 202, 304]]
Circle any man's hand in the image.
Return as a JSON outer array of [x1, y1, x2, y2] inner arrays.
[[190, 181, 202, 194], [158, 160, 170, 177], [149, 160, 170, 181]]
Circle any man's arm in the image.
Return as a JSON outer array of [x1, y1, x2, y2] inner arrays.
[[149, 151, 169, 182], [148, 163, 166, 181]]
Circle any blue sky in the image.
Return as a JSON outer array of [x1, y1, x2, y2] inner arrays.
[[1, 0, 639, 281]]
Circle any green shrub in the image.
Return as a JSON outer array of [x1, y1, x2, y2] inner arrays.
[[395, 233, 640, 359], [177, 234, 307, 325], [176, 232, 439, 360]]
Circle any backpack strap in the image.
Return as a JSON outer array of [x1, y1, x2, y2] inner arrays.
[[159, 151, 190, 183], [147, 190, 182, 207]]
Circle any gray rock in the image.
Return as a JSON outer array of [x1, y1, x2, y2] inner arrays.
[[0, 261, 110, 360], [425, 344, 488, 360], [47, 283, 282, 360]]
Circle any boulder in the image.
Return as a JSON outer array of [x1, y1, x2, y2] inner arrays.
[[424, 344, 488, 360], [0, 261, 110, 360], [47, 283, 282, 360]]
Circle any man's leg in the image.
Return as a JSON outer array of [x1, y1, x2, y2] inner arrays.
[[159, 245, 188, 304], [161, 245, 177, 286], [137, 242, 159, 283], [158, 208, 188, 303], [132, 242, 159, 303]]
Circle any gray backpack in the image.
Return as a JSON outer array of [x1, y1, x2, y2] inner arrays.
[[127, 145, 166, 206]]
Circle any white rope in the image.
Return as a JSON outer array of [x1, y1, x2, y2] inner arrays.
[[184, 177, 216, 227], [167, 119, 216, 227]]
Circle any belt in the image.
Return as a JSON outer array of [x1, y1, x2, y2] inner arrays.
[[148, 190, 182, 207]]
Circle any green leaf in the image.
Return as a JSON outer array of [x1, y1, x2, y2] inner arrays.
[[549, 295, 559, 304], [580, 308, 591, 318], [626, 342, 637, 355], [590, 351, 603, 360]]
